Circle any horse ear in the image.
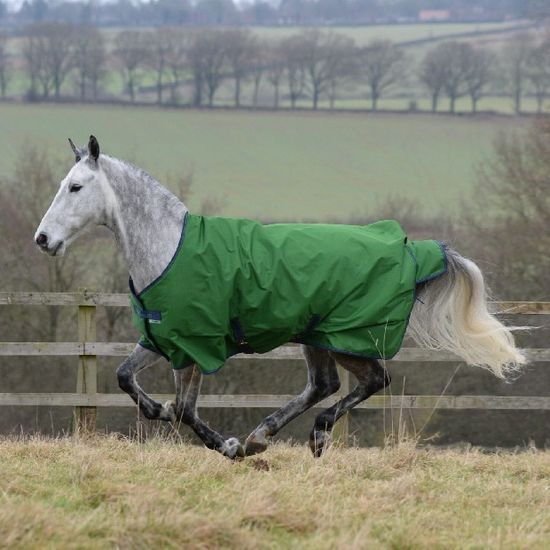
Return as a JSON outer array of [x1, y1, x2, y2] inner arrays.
[[68, 138, 81, 163], [88, 135, 100, 162]]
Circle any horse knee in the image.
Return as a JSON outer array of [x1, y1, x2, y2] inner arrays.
[[116, 364, 133, 393]]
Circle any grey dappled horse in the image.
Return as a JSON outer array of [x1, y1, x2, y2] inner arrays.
[[35, 136, 525, 459]]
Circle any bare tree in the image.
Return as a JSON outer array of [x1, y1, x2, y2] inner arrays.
[[164, 28, 189, 104], [187, 29, 227, 107], [249, 40, 267, 107], [438, 41, 471, 113], [22, 25, 50, 99], [202, 33, 226, 107], [225, 28, 257, 107], [73, 26, 106, 101], [86, 35, 107, 102], [292, 30, 356, 110], [418, 45, 448, 112], [114, 30, 148, 103], [266, 41, 285, 109], [465, 119, 550, 299], [45, 23, 76, 100], [148, 28, 172, 105], [23, 23, 76, 100], [360, 39, 405, 111], [464, 47, 496, 114], [187, 30, 206, 106], [289, 30, 322, 109], [0, 31, 10, 98], [503, 33, 534, 115], [281, 35, 305, 109], [326, 38, 357, 109], [526, 37, 550, 113]]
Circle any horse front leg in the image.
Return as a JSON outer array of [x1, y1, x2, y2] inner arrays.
[[168, 365, 245, 459], [116, 344, 175, 421]]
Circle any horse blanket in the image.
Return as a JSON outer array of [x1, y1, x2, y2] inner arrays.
[[129, 214, 447, 374]]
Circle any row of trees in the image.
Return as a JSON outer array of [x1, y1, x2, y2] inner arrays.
[[1, 0, 536, 29], [1, 24, 549, 113], [420, 34, 550, 113]]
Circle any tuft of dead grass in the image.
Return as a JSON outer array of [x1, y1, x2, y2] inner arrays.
[[0, 435, 548, 549]]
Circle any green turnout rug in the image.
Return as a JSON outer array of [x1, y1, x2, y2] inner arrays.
[[130, 214, 447, 374]]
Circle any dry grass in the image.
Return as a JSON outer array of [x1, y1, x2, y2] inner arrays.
[[0, 436, 548, 549]]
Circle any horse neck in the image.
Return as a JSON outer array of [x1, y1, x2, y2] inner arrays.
[[101, 157, 188, 293]]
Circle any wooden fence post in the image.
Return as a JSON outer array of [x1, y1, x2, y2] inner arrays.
[[75, 297, 97, 435], [332, 365, 350, 447]]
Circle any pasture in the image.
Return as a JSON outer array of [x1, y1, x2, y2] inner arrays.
[[252, 21, 525, 46], [0, 436, 548, 548], [0, 103, 522, 220]]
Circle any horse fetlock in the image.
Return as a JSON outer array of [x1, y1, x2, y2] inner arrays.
[[162, 401, 177, 422], [220, 437, 245, 460], [309, 429, 331, 458], [141, 400, 173, 421]]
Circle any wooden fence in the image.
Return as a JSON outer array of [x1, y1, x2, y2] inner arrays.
[[0, 291, 549, 436]]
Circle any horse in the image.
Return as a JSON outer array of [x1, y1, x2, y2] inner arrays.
[[35, 136, 526, 459]]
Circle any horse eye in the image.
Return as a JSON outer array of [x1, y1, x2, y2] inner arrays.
[[69, 184, 83, 193]]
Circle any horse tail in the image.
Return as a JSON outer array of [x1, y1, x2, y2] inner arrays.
[[407, 247, 526, 379]]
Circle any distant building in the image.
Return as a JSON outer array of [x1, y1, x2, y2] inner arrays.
[[418, 10, 451, 22]]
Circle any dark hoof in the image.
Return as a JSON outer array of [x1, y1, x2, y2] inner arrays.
[[245, 440, 268, 457], [244, 433, 269, 456], [309, 430, 329, 458]]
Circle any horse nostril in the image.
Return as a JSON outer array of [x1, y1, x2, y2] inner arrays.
[[36, 233, 48, 248]]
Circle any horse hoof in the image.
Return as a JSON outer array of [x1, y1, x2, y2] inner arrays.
[[221, 437, 245, 460], [244, 433, 269, 456], [309, 431, 329, 458]]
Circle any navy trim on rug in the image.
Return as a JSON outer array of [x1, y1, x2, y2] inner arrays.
[[130, 210, 189, 299]]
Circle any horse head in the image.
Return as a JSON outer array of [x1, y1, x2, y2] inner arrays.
[[35, 135, 106, 256]]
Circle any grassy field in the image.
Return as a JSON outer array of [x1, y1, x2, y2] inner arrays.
[[252, 21, 526, 46], [0, 436, 548, 548], [0, 103, 523, 220]]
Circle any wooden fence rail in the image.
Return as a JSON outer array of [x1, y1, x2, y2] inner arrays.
[[0, 292, 549, 437]]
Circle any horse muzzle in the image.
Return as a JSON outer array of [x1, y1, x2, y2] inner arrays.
[[35, 232, 64, 256]]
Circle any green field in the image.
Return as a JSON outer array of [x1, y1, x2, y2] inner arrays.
[[92, 21, 528, 47], [1, 437, 548, 548], [0, 103, 524, 220], [253, 21, 525, 45]]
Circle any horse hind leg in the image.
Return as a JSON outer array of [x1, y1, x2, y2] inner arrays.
[[244, 346, 341, 456], [309, 354, 390, 458]]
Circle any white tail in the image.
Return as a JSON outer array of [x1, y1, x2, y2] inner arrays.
[[407, 248, 526, 379]]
